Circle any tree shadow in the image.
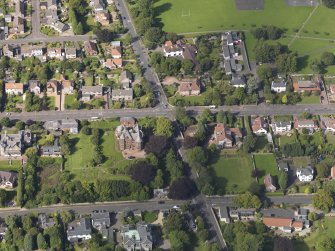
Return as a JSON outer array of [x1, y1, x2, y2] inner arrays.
[[69, 137, 80, 153], [154, 3, 172, 28], [297, 55, 309, 71]]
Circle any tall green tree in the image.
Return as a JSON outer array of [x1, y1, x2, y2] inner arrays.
[[278, 171, 288, 190], [154, 117, 173, 138], [313, 189, 334, 212]]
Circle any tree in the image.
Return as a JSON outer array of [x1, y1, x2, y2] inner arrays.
[[181, 59, 194, 75], [316, 236, 335, 251], [0, 189, 7, 207], [165, 149, 184, 180], [169, 230, 190, 251], [37, 233, 48, 250], [136, 16, 153, 35], [308, 211, 317, 221], [233, 192, 262, 209], [235, 232, 263, 251], [24, 233, 34, 251], [311, 59, 324, 74], [81, 125, 91, 135], [131, 162, 155, 185], [0, 117, 11, 127], [154, 117, 173, 138], [144, 27, 163, 49], [247, 78, 259, 95], [152, 169, 164, 188], [168, 177, 195, 200], [278, 171, 288, 190], [186, 146, 208, 169], [273, 237, 294, 251], [163, 212, 183, 234], [254, 41, 282, 63], [175, 106, 192, 128], [144, 135, 170, 157], [243, 134, 256, 153], [282, 94, 288, 104], [95, 28, 114, 43], [313, 189, 334, 212], [321, 51, 335, 66], [199, 109, 214, 123], [183, 136, 198, 149], [316, 162, 330, 178], [323, 0, 335, 8], [276, 53, 298, 74], [15, 121, 25, 130], [256, 64, 273, 83]]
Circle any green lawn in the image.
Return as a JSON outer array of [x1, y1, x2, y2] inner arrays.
[[211, 153, 254, 194], [253, 153, 278, 183], [298, 95, 320, 104], [279, 134, 297, 146], [0, 160, 21, 171], [47, 96, 56, 110], [155, 0, 312, 34], [64, 94, 77, 109], [292, 156, 310, 168], [326, 133, 335, 145], [65, 120, 132, 182]]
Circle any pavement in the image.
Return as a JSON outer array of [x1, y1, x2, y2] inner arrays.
[[27, 0, 45, 40], [0, 35, 94, 46], [5, 103, 335, 122]]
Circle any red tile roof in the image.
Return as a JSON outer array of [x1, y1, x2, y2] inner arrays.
[[263, 217, 292, 228]]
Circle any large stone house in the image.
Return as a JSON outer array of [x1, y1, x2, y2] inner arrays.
[[43, 119, 78, 134], [5, 82, 24, 95], [67, 218, 92, 242], [0, 130, 32, 157], [121, 222, 153, 251], [115, 117, 143, 151], [178, 78, 201, 96]]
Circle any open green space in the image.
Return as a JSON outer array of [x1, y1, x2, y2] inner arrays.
[[278, 134, 297, 146], [0, 160, 21, 171], [298, 95, 320, 104], [155, 0, 312, 34], [253, 153, 278, 183], [292, 156, 310, 168], [65, 120, 132, 182], [294, 217, 335, 251], [47, 96, 56, 110], [211, 153, 254, 194], [64, 94, 77, 109], [326, 133, 335, 145]]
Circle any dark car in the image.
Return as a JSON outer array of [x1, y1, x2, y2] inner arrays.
[[158, 201, 165, 204]]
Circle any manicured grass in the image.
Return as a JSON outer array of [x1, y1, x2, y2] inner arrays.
[[254, 136, 269, 152], [0, 160, 21, 171], [279, 134, 297, 146], [143, 211, 158, 223], [274, 115, 292, 122], [326, 133, 335, 145], [47, 96, 55, 110], [65, 120, 132, 182], [298, 95, 320, 104], [292, 156, 310, 168], [64, 94, 77, 109], [211, 153, 254, 194], [155, 0, 312, 34], [253, 153, 278, 183]]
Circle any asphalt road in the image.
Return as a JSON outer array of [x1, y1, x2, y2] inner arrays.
[[0, 35, 94, 46], [114, 0, 168, 107], [28, 0, 43, 39], [5, 104, 335, 122]]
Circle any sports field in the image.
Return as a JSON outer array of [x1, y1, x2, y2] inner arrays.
[[155, 0, 312, 34]]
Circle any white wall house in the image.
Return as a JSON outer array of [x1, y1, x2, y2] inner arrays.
[[296, 167, 314, 182], [271, 81, 287, 93]]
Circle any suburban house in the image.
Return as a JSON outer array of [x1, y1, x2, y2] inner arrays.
[[0, 171, 17, 189], [278, 161, 289, 172], [62, 80, 74, 94], [294, 118, 318, 133], [120, 70, 133, 89], [229, 208, 256, 221], [251, 117, 268, 135], [92, 0, 106, 12], [111, 89, 133, 102], [103, 58, 123, 69], [111, 46, 122, 59], [40, 137, 61, 157], [217, 206, 230, 223], [163, 40, 183, 57], [84, 41, 99, 56], [293, 76, 322, 92], [67, 218, 92, 242], [264, 174, 276, 192], [224, 59, 232, 75], [65, 47, 77, 59], [43, 119, 79, 134], [178, 78, 201, 96], [38, 214, 56, 229], [81, 85, 104, 101], [272, 121, 292, 134], [210, 123, 243, 149], [115, 117, 143, 151], [223, 45, 230, 60], [28, 80, 41, 95], [47, 47, 63, 59], [91, 210, 111, 230], [121, 222, 153, 251], [5, 82, 24, 95], [262, 217, 293, 233], [95, 10, 111, 26], [322, 118, 335, 133], [296, 167, 314, 182], [0, 130, 32, 157], [271, 81, 287, 93], [230, 75, 246, 88], [46, 80, 59, 94]]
